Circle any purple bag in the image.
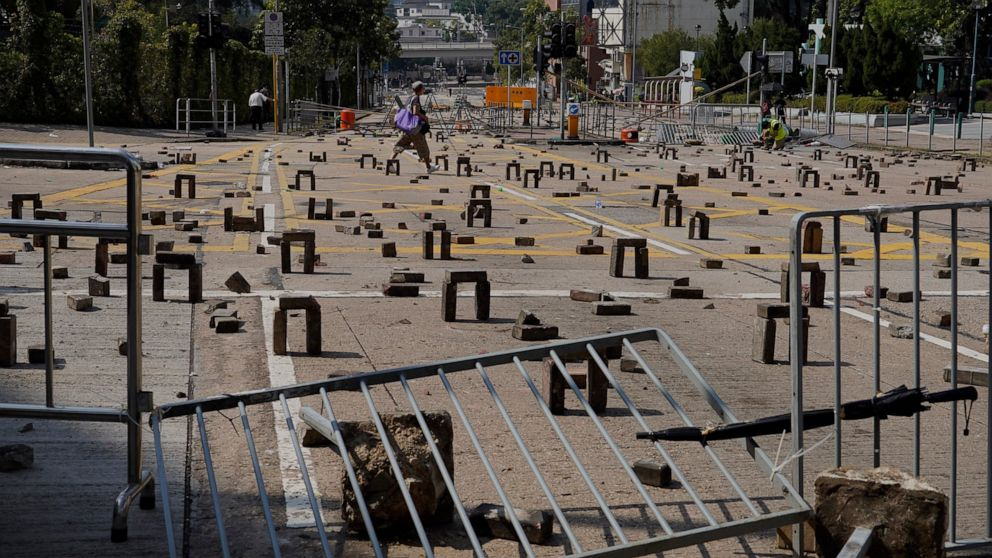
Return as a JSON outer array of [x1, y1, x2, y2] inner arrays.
[[394, 107, 421, 134]]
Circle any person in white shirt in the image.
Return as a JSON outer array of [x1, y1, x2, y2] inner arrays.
[[248, 87, 270, 131]]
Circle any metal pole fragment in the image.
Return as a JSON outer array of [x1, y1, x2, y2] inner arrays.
[[238, 402, 282, 557], [196, 407, 232, 558]]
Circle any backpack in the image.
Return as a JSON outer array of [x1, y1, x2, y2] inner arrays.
[[394, 95, 422, 134]]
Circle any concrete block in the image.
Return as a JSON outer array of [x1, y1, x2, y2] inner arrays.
[[813, 468, 947, 558], [593, 302, 631, 315], [89, 275, 111, 297], [67, 295, 93, 311], [633, 459, 672, 487]]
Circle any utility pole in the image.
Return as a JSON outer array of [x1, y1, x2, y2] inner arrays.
[[273, 0, 280, 134], [81, 0, 95, 147], [356, 45, 361, 110], [208, 0, 220, 134], [969, 1, 983, 115], [826, 0, 839, 134], [559, 10, 566, 139]]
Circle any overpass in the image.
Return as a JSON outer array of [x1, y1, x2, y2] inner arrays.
[[398, 41, 495, 59]]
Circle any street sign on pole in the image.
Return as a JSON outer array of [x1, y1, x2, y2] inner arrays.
[[567, 102, 580, 116], [767, 51, 794, 73], [264, 36, 285, 56], [499, 50, 522, 66], [801, 53, 829, 66], [264, 11, 283, 36], [739, 51, 752, 73]]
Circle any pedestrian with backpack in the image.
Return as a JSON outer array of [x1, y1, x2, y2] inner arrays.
[[392, 82, 439, 173]]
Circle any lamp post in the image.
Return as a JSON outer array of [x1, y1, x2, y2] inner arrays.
[[968, 1, 985, 115], [695, 24, 701, 47]]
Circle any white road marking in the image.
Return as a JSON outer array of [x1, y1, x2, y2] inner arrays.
[[563, 211, 693, 255], [259, 296, 328, 528], [261, 143, 279, 193], [833, 303, 989, 363], [264, 203, 275, 232], [491, 182, 537, 201]]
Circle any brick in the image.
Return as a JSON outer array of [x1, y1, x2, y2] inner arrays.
[[752, 317, 776, 363], [633, 460, 672, 487], [886, 290, 915, 303], [224, 272, 251, 294], [668, 286, 704, 299], [209, 309, 239, 328], [593, 301, 631, 315], [699, 258, 723, 269], [89, 275, 111, 297], [390, 270, 425, 283], [67, 295, 93, 311], [27, 344, 46, 364], [570, 289, 603, 302], [512, 324, 559, 341], [515, 237, 535, 247], [52, 266, 69, 279], [961, 257, 981, 267], [0, 252, 16, 265], [620, 358, 643, 373], [0, 316, 15, 366], [381, 242, 397, 258], [934, 268, 951, 279], [576, 244, 604, 255], [757, 302, 789, 319], [382, 283, 420, 297], [446, 270, 488, 283], [214, 317, 242, 333]]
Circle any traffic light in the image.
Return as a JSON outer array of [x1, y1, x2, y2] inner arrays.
[[550, 23, 563, 58], [754, 52, 770, 76], [535, 44, 549, 76], [563, 22, 578, 58], [197, 11, 226, 48], [539, 31, 556, 61]]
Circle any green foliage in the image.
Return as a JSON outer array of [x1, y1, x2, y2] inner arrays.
[[699, 11, 740, 89], [637, 29, 694, 77], [864, 0, 970, 46], [0, 0, 398, 125]]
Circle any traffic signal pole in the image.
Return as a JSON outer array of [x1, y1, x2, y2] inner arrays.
[[559, 11, 566, 139], [208, 0, 219, 134]]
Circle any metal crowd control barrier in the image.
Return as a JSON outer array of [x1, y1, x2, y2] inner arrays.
[[287, 100, 338, 133], [788, 200, 992, 554], [151, 328, 809, 557], [175, 98, 237, 135], [0, 144, 152, 541]]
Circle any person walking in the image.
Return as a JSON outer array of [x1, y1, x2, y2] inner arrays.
[[392, 81, 439, 173], [249, 87, 271, 131]]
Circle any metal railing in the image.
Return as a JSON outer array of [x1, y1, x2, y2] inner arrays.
[[0, 144, 152, 541], [175, 98, 237, 135], [150, 327, 809, 557], [788, 200, 992, 554], [286, 100, 338, 133]]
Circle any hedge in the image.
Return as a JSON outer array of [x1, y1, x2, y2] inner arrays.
[[715, 92, 909, 114]]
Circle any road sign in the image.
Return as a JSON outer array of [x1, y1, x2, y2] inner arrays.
[[808, 21, 826, 40], [264, 35, 285, 56], [264, 11, 283, 36], [767, 51, 794, 73], [499, 50, 521, 66], [801, 53, 829, 67], [567, 103, 580, 116], [739, 51, 752, 73]]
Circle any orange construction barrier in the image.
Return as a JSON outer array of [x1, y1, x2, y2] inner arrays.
[[340, 109, 355, 130], [620, 128, 639, 143]]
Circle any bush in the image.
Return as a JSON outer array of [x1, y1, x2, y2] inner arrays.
[[720, 92, 747, 104], [977, 79, 992, 90]]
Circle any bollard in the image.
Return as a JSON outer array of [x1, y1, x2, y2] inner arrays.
[[906, 107, 911, 148], [928, 110, 935, 151], [883, 105, 889, 147], [981, 113, 985, 157]]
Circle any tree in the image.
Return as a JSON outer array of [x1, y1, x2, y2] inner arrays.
[[839, 24, 869, 95], [280, 0, 399, 105], [637, 29, 694, 77], [862, 17, 922, 98], [699, 11, 739, 88]]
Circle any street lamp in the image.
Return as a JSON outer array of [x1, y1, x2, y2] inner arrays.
[[695, 24, 701, 47], [968, 0, 986, 115]]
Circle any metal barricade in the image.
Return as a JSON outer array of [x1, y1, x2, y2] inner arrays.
[[151, 327, 809, 557], [287, 100, 338, 133], [175, 98, 237, 135], [788, 200, 992, 554], [0, 144, 152, 541]]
